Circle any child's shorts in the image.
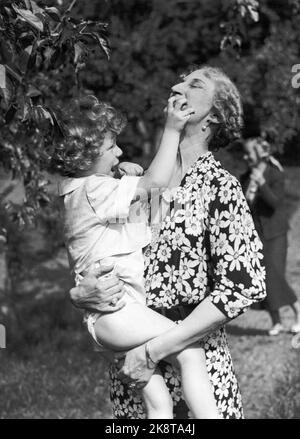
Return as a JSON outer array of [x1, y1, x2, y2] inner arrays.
[[84, 312, 105, 349], [83, 289, 142, 349]]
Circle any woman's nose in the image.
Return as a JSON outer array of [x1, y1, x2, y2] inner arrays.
[[171, 82, 185, 96]]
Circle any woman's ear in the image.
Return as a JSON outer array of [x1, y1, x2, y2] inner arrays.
[[207, 113, 220, 125]]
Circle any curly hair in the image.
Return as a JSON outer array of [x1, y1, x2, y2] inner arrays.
[[183, 66, 243, 150], [49, 96, 126, 177]]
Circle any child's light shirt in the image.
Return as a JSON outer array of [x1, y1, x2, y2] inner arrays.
[[58, 174, 151, 305]]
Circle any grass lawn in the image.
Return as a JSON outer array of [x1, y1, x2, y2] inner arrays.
[[0, 292, 113, 418]]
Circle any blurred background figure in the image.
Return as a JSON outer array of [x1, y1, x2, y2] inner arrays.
[[241, 137, 300, 336]]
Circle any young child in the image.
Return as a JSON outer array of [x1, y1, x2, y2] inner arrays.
[[52, 96, 220, 419]]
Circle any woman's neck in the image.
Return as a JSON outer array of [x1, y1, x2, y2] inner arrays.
[[178, 124, 210, 177]]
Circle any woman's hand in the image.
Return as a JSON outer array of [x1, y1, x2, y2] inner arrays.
[[69, 263, 126, 313], [116, 343, 156, 389]]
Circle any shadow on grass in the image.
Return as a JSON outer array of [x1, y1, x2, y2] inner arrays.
[[226, 324, 269, 336]]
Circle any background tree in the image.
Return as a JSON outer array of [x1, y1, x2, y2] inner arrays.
[[218, 0, 300, 152], [0, 0, 110, 318], [77, 0, 261, 161], [69, 0, 299, 162], [0, 0, 110, 221]]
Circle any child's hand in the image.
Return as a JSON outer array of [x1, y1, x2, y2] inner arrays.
[[117, 162, 144, 177], [165, 96, 195, 132]]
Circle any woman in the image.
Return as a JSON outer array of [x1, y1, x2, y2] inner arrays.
[[241, 137, 300, 336], [70, 66, 266, 419]]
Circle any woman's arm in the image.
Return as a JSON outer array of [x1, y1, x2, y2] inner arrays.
[[142, 298, 226, 361], [116, 298, 226, 388]]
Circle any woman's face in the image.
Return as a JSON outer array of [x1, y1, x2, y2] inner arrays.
[[171, 69, 216, 125]]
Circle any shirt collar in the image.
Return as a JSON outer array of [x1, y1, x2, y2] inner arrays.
[[58, 176, 87, 196]]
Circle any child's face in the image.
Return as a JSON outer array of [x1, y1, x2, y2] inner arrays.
[[91, 132, 123, 176]]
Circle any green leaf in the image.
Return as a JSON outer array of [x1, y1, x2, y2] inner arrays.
[[5, 64, 23, 83], [45, 7, 61, 22], [47, 107, 65, 137], [26, 85, 41, 98], [35, 105, 54, 124], [43, 46, 55, 69], [12, 4, 44, 32], [248, 8, 259, 22], [74, 42, 84, 64], [0, 71, 14, 108], [20, 100, 31, 122], [94, 33, 111, 60], [81, 32, 111, 60], [0, 41, 14, 64], [18, 45, 33, 74], [29, 0, 44, 15]]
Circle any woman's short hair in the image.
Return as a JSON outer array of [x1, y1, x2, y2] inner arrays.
[[184, 65, 244, 150], [49, 96, 126, 177]]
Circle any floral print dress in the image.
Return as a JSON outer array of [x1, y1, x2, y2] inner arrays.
[[110, 151, 266, 419]]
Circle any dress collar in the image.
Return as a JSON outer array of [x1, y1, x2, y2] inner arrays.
[[185, 150, 213, 176], [179, 151, 214, 188]]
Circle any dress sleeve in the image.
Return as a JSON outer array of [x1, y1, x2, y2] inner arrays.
[[207, 176, 267, 320], [85, 175, 141, 223]]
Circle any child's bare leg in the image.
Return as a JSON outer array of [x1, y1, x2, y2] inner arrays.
[[142, 370, 173, 419], [93, 302, 218, 418], [93, 301, 177, 350], [94, 302, 177, 418], [175, 345, 221, 419]]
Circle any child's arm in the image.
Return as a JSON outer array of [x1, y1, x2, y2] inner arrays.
[[84, 97, 193, 222], [135, 96, 194, 195]]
